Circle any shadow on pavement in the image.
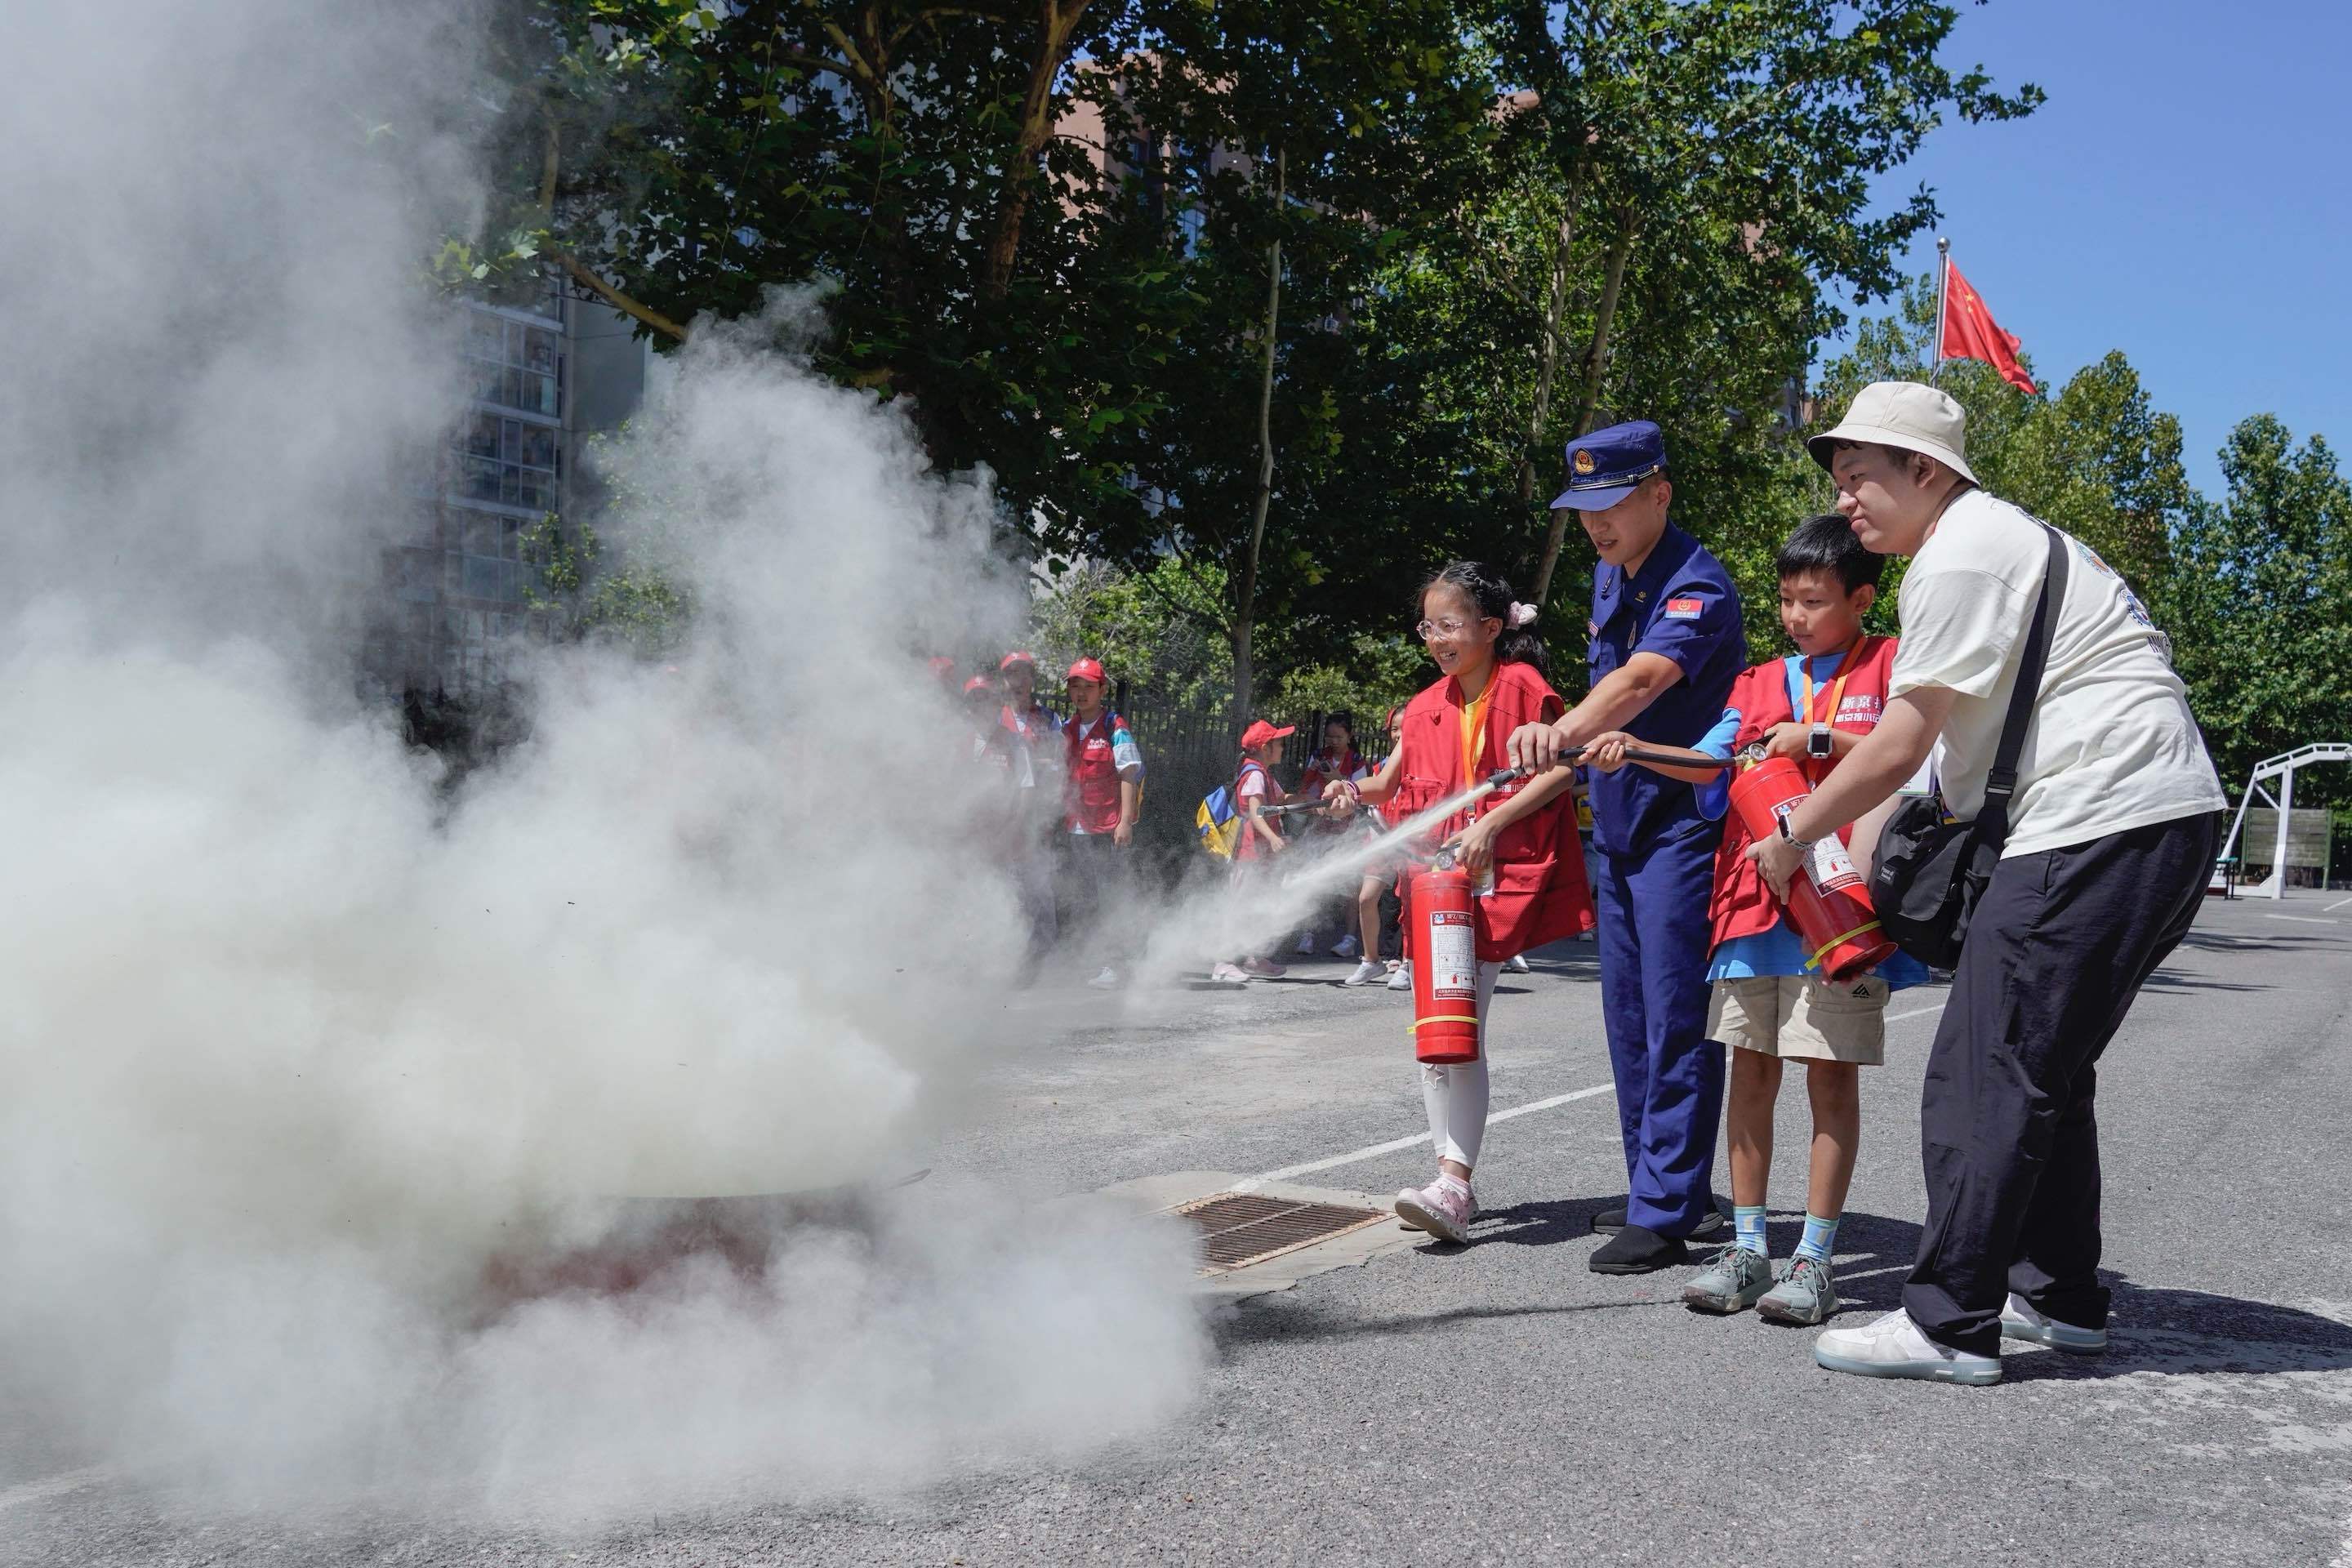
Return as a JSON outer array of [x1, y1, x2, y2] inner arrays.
[[1214, 1294, 1677, 1349]]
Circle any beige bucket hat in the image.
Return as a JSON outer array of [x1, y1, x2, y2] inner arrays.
[[1806, 381, 1978, 486]]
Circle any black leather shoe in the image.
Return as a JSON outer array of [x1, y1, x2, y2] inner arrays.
[[1592, 1203, 1725, 1238], [1588, 1223, 1690, 1275]]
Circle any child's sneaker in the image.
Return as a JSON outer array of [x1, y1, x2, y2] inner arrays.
[[1386, 961, 1414, 992], [1757, 1254, 1839, 1325], [1334, 934, 1361, 960], [1682, 1244, 1774, 1314], [1239, 956, 1287, 978], [1294, 933, 1317, 956], [1342, 959, 1385, 987], [1394, 1177, 1476, 1244], [1209, 962, 1252, 986], [1504, 953, 1530, 973]]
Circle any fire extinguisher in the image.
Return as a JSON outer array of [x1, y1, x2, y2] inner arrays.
[[1728, 756, 1897, 982], [1409, 858, 1481, 1065]]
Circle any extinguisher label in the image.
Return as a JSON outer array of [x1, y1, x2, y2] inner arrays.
[[1429, 910, 1477, 1000], [1805, 834, 1863, 893], [1771, 801, 1864, 894]]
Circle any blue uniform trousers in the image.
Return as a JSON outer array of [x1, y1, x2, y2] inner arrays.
[[1590, 817, 1724, 1236]]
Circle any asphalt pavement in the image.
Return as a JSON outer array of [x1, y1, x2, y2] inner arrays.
[[5, 893, 2349, 1566]]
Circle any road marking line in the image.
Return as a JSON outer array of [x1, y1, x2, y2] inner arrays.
[[1236, 1002, 1949, 1191], [0, 1465, 112, 1512], [2324, 894, 2352, 913], [2265, 915, 2341, 926]]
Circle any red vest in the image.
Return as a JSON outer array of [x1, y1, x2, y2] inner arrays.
[[1298, 748, 1364, 796], [1063, 712, 1128, 835], [1708, 636, 1899, 951], [1396, 662, 1594, 960]]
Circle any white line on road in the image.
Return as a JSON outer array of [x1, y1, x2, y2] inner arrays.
[[1238, 998, 1948, 1190], [2323, 893, 2352, 913], [2265, 915, 2341, 926]]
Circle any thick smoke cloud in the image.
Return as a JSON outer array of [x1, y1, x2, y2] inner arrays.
[[0, 0, 1204, 1516]]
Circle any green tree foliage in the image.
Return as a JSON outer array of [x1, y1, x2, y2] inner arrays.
[[456, 0, 2037, 718], [2164, 418, 2352, 799]]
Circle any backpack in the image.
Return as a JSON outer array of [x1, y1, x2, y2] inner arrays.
[[1195, 760, 1266, 859], [1195, 785, 1241, 858]]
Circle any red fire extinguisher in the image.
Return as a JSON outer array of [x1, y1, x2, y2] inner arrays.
[[1728, 756, 1897, 982], [1409, 861, 1481, 1064]]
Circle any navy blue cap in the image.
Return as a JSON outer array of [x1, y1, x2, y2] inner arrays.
[[1549, 420, 1667, 511]]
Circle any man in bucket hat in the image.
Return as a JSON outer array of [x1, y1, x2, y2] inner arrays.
[[1506, 420, 1745, 1273], [1748, 381, 2225, 1384]]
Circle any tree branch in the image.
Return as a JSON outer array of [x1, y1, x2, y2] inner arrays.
[[981, 0, 1093, 301], [549, 247, 691, 343], [1530, 207, 1639, 607]]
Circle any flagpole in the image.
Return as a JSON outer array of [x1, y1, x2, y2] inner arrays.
[[1929, 235, 1950, 386]]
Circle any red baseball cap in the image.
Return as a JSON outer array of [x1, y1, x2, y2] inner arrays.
[[1239, 719, 1295, 750], [1066, 657, 1107, 685], [962, 675, 995, 696], [999, 650, 1037, 671]]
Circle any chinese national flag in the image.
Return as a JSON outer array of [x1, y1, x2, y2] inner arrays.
[[1941, 259, 2037, 395]]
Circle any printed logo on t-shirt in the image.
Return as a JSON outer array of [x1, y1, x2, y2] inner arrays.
[[2069, 537, 2172, 661], [1664, 596, 1704, 620]]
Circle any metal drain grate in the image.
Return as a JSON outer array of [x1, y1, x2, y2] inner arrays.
[[1169, 1192, 1386, 1274]]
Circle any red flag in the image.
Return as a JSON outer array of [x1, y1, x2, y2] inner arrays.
[[1940, 258, 2037, 395]]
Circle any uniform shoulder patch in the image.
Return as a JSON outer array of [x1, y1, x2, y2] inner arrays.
[[1664, 596, 1704, 620]]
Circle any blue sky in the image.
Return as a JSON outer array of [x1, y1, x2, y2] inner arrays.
[[1837, 0, 2350, 499]]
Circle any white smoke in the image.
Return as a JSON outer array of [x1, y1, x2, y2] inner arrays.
[[0, 0, 1204, 1517]]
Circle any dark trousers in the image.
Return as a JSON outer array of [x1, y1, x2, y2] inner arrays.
[[1591, 817, 1725, 1236], [1059, 831, 1135, 964], [1904, 809, 2222, 1356]]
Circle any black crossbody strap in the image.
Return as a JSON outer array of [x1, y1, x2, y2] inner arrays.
[[1977, 523, 2069, 843]]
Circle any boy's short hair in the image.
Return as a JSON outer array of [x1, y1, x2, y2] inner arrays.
[[1775, 513, 1883, 594]]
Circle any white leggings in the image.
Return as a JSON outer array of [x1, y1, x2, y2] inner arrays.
[[1420, 960, 1503, 1170]]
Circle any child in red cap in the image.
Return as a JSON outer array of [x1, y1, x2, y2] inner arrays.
[[1209, 719, 1295, 985]]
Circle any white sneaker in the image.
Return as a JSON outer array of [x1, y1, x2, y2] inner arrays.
[[1209, 963, 1251, 987], [1814, 1307, 2002, 1386], [1295, 933, 1316, 956], [1342, 959, 1384, 987], [1505, 953, 1530, 973], [1386, 961, 1413, 992], [1334, 934, 1361, 960], [1087, 965, 1120, 990], [2000, 1292, 2108, 1354]]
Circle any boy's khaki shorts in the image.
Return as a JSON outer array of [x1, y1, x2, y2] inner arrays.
[[1707, 974, 1890, 1065]]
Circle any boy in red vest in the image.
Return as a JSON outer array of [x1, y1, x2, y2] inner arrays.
[[1588, 514, 1928, 1324], [1060, 657, 1144, 989]]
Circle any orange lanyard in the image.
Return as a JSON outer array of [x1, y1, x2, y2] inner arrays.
[[1459, 683, 1492, 788], [1800, 635, 1865, 729]]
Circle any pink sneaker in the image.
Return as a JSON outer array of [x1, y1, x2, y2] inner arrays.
[[1394, 1177, 1476, 1244], [1238, 957, 1287, 978]]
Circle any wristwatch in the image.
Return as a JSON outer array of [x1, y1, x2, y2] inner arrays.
[[1775, 813, 1812, 849], [1806, 723, 1833, 760]]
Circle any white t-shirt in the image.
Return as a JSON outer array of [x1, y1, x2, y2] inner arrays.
[[1890, 489, 2225, 858]]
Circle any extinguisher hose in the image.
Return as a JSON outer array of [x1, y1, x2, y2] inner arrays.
[[1485, 745, 1735, 790]]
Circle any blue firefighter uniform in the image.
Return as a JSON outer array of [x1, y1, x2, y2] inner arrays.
[[1557, 422, 1745, 1239]]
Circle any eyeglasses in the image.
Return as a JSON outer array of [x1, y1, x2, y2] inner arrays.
[[1414, 616, 1492, 641]]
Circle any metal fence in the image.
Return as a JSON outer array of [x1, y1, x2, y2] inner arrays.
[[1056, 685, 1343, 862]]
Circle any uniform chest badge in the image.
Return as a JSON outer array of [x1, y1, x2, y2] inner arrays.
[[1664, 596, 1704, 620]]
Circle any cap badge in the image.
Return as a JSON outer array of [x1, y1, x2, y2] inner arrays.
[[1572, 448, 1596, 475]]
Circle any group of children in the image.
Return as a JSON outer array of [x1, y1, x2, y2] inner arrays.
[[960, 501, 1917, 1325]]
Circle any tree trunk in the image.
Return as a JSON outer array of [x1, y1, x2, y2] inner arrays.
[[1232, 147, 1285, 728], [982, 0, 1092, 301], [1516, 202, 1576, 506], [1528, 209, 1638, 608]]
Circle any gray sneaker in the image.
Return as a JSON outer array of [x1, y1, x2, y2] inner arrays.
[[1757, 1254, 1839, 1326], [1682, 1244, 1774, 1315]]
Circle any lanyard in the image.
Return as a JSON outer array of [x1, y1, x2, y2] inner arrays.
[[1800, 635, 1865, 728], [1459, 683, 1492, 791]]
